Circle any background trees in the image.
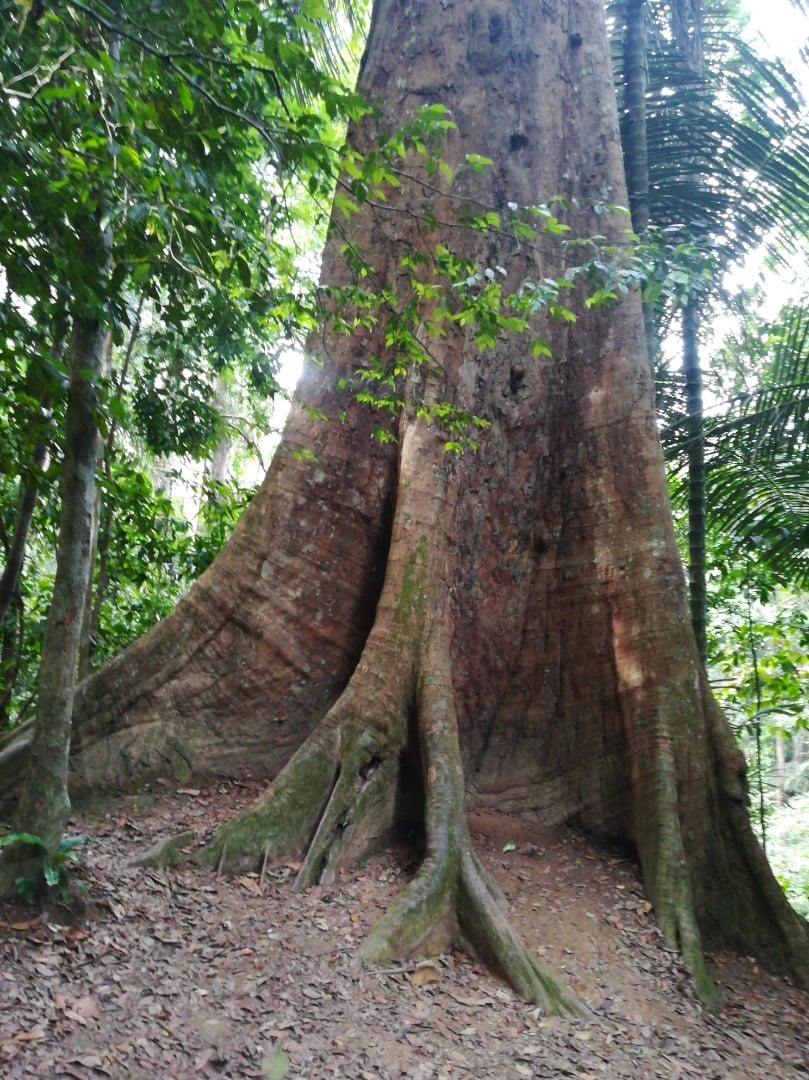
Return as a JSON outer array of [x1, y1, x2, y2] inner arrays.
[[0, 0, 366, 881], [0, 0, 368, 714]]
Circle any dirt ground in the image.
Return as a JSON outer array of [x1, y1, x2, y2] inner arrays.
[[1, 778, 807, 1079]]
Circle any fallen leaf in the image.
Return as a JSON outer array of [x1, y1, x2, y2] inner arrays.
[[262, 1044, 290, 1079], [194, 1048, 215, 1070], [65, 1054, 107, 1070], [176, 788, 200, 797], [410, 960, 442, 986], [15, 1029, 46, 1042], [75, 995, 101, 1020], [10, 922, 31, 931], [236, 876, 262, 895]]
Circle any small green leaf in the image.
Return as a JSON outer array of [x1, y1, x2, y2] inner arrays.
[[236, 258, 252, 287], [262, 1045, 290, 1080], [466, 153, 493, 173], [177, 78, 194, 114], [0, 833, 45, 849]]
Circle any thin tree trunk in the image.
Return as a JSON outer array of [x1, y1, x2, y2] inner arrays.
[[671, 0, 709, 665], [622, 0, 649, 235], [0, 436, 50, 720], [77, 331, 111, 681], [683, 298, 707, 662], [1, 316, 105, 887], [774, 728, 785, 807], [79, 300, 141, 679], [0, 595, 25, 721], [0, 436, 50, 632]]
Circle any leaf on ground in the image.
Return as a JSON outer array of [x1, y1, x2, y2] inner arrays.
[[410, 960, 442, 986], [194, 1048, 215, 1070], [64, 1053, 108, 1070], [262, 1044, 290, 1079], [74, 995, 101, 1020], [15, 1028, 45, 1042], [236, 875, 262, 895]]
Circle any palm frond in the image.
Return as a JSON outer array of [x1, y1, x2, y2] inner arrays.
[[667, 304, 809, 586]]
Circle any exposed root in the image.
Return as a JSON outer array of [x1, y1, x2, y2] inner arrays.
[[362, 827, 586, 1015], [360, 627, 587, 1015], [646, 732, 722, 1007], [136, 611, 586, 1015], [198, 713, 402, 882], [200, 732, 341, 875], [458, 848, 587, 1015], [294, 729, 401, 888], [129, 831, 196, 869]]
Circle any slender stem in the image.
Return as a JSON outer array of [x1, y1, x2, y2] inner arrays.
[[744, 566, 767, 851]]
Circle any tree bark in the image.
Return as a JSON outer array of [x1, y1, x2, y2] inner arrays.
[[0, 438, 49, 633], [683, 299, 707, 662], [2, 0, 808, 1004], [0, 436, 50, 718], [1, 315, 105, 890]]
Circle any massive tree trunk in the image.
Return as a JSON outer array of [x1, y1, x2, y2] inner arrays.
[[2, 0, 808, 1007]]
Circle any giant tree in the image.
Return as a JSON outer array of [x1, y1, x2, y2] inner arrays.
[[3, 0, 809, 1010]]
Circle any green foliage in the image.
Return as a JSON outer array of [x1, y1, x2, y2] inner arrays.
[[763, 796, 809, 918], [621, 0, 809, 293], [664, 298, 809, 588], [0, 831, 85, 901], [0, 0, 369, 720], [708, 549, 809, 738], [328, 124, 644, 447], [0, 0, 365, 453]]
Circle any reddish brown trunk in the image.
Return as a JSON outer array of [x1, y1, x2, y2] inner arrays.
[[2, 0, 807, 1004]]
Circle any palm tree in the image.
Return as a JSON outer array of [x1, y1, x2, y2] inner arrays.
[[678, 301, 809, 587], [615, 0, 809, 659]]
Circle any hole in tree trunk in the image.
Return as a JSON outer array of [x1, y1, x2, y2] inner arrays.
[[392, 710, 426, 857]]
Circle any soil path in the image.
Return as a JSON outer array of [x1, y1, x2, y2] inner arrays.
[[1, 780, 807, 1078]]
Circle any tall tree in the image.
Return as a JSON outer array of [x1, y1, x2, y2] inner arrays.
[[617, 0, 809, 657], [7, 313, 107, 876], [3, 0, 809, 1008]]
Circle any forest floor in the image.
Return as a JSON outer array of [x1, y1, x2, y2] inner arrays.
[[1, 778, 808, 1079]]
